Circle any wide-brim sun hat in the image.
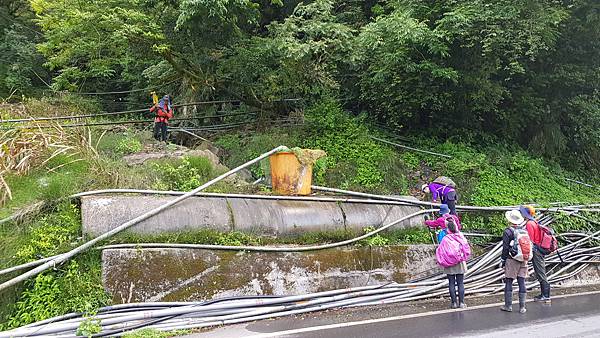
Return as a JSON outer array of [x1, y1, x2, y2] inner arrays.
[[505, 209, 525, 225]]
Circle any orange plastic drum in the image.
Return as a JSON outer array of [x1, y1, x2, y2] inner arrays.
[[269, 152, 312, 195]]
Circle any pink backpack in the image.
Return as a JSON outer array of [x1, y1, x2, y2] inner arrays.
[[436, 232, 471, 268]]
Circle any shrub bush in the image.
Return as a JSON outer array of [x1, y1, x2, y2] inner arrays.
[[151, 156, 213, 191], [115, 136, 143, 155]]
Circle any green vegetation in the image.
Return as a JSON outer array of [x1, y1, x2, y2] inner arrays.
[[76, 317, 102, 337], [0, 202, 109, 330], [0, 156, 89, 219], [115, 136, 143, 155], [216, 105, 599, 205], [122, 328, 191, 338], [6, 256, 108, 329], [151, 156, 214, 191], [13, 202, 80, 261], [3, 0, 599, 171], [0, 0, 599, 333], [216, 99, 408, 193], [4, 253, 109, 329], [360, 227, 389, 247]]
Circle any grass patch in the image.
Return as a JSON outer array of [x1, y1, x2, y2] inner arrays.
[[0, 156, 90, 219], [0, 202, 109, 329], [109, 227, 438, 247], [122, 328, 191, 338], [109, 229, 267, 247], [96, 130, 151, 157]]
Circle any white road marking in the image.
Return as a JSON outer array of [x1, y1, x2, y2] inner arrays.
[[245, 290, 600, 338]]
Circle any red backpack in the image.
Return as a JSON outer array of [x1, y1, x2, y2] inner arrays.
[[509, 226, 533, 262], [538, 224, 558, 255]]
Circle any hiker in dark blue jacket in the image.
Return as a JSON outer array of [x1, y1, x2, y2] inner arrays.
[[500, 210, 530, 314]]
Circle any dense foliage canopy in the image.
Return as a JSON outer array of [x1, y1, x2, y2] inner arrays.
[[1, 0, 599, 169]]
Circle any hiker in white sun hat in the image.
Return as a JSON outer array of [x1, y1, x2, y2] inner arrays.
[[505, 209, 525, 226], [499, 209, 533, 314]]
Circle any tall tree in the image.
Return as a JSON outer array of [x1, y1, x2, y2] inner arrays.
[[0, 0, 46, 96]]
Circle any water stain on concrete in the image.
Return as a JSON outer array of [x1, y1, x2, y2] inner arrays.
[[102, 245, 438, 304]]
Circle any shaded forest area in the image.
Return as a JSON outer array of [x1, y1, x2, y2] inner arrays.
[[1, 0, 599, 170]]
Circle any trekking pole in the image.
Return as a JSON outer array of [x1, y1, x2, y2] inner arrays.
[[429, 228, 436, 245], [556, 248, 566, 264]]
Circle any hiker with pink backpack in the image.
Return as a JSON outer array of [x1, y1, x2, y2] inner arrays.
[[500, 209, 533, 314], [435, 217, 471, 309], [425, 204, 461, 244]]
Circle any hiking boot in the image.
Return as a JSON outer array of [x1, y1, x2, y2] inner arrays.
[[459, 302, 467, 309], [544, 284, 552, 304], [518, 292, 527, 314], [500, 288, 512, 312], [534, 294, 551, 303]]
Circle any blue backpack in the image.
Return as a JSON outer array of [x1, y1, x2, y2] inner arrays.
[[437, 229, 447, 243]]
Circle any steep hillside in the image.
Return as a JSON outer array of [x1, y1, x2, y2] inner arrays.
[[1, 99, 599, 329]]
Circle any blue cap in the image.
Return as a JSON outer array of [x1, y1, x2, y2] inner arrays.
[[439, 204, 450, 215], [519, 205, 535, 221]]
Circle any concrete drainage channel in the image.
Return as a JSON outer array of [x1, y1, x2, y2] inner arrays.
[[80, 195, 423, 236]]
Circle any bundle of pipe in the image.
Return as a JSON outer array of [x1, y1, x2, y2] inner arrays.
[[2, 216, 600, 337], [0, 145, 599, 335], [0, 146, 290, 292]]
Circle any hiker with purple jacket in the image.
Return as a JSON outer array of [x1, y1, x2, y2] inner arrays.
[[435, 217, 471, 309], [422, 177, 458, 215]]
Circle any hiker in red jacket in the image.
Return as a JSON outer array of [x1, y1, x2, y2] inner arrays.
[[521, 205, 551, 303], [150, 95, 173, 142]]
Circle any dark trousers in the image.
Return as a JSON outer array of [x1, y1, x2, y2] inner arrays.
[[447, 274, 465, 304], [153, 122, 168, 142], [533, 247, 550, 297], [442, 190, 458, 215], [505, 276, 526, 294]]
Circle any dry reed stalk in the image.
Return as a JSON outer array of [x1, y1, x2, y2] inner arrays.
[[0, 121, 86, 206]]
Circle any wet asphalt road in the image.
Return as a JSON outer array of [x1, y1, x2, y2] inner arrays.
[[185, 290, 600, 338], [269, 292, 600, 338]]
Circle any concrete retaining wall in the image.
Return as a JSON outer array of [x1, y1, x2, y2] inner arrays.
[[81, 195, 423, 237], [101, 247, 600, 304], [101, 246, 438, 303]]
